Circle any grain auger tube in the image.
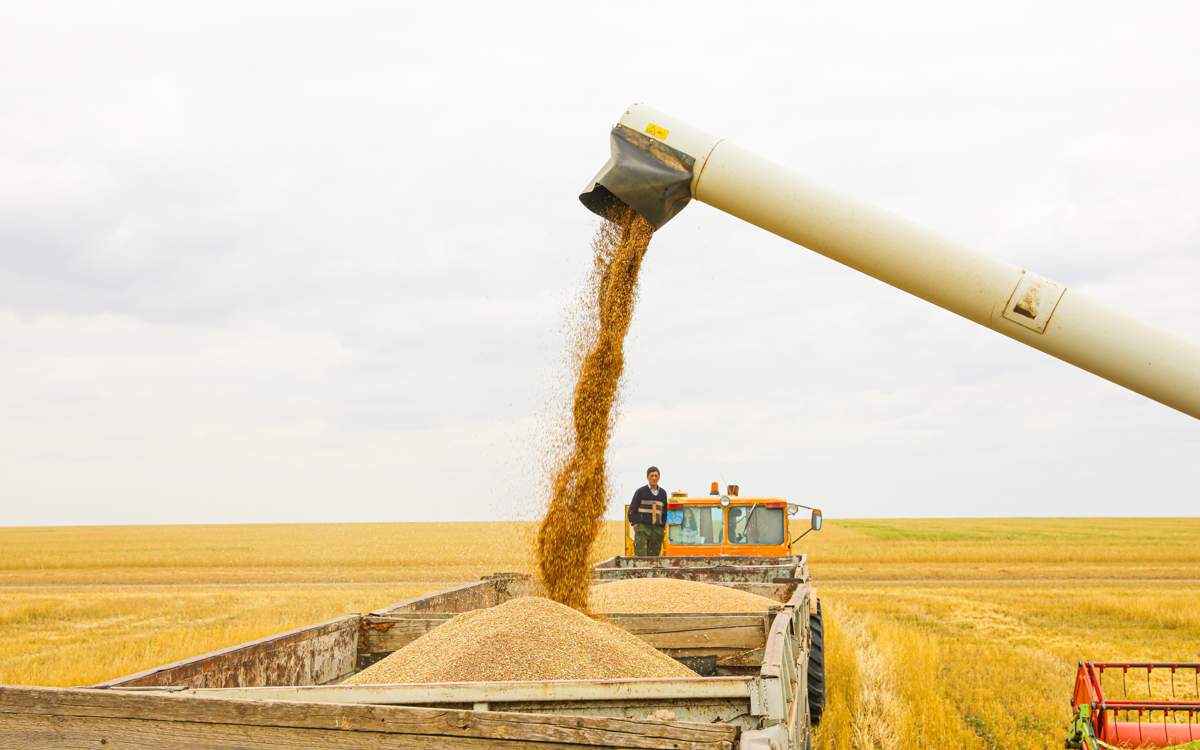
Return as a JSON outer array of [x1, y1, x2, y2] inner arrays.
[[580, 104, 1200, 420]]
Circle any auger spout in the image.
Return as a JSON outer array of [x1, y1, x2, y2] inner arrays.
[[581, 103, 1200, 419]]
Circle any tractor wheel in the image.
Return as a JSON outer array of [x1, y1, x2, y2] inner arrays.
[[807, 601, 825, 727]]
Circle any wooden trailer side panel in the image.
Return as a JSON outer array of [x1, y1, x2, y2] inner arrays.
[[358, 612, 772, 667], [0, 686, 738, 750], [601, 613, 770, 650], [94, 615, 359, 689], [591, 556, 806, 603], [374, 575, 532, 615], [753, 589, 813, 750]]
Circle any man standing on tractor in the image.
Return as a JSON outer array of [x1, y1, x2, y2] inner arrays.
[[628, 466, 667, 556]]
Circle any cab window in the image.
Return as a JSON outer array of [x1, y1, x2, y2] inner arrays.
[[728, 506, 785, 545], [668, 506, 724, 545]]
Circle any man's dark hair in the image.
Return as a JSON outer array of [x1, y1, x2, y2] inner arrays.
[[646, 466, 660, 477]]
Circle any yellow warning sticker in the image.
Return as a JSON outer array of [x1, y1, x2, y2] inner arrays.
[[645, 122, 670, 140]]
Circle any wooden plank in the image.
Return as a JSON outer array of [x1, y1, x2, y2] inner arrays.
[[111, 677, 754, 706], [365, 611, 464, 619], [359, 613, 771, 657], [721, 582, 795, 601], [591, 568, 795, 584], [0, 687, 737, 749], [662, 647, 750, 657], [95, 615, 359, 689], [717, 648, 765, 669], [592, 555, 802, 570], [605, 613, 770, 651], [0, 714, 599, 750], [373, 575, 531, 615], [373, 579, 498, 614], [590, 557, 801, 584], [604, 614, 772, 631], [758, 610, 793, 679], [359, 614, 454, 655], [784, 582, 813, 609], [590, 569, 796, 601], [631, 625, 765, 650]]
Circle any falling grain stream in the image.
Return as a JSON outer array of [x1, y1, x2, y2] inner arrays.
[[535, 206, 654, 612]]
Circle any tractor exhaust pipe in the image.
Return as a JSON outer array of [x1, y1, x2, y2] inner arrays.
[[580, 103, 1200, 420]]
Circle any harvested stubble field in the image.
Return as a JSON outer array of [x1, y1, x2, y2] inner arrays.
[[2, 518, 1199, 750]]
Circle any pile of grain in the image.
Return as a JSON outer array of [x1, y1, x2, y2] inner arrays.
[[536, 206, 654, 612], [591, 578, 780, 613], [342, 596, 696, 684]]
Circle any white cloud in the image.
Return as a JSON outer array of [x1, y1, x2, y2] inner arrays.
[[1, 1, 1197, 524]]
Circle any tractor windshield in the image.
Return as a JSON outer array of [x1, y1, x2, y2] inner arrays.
[[667, 506, 724, 545], [728, 506, 785, 545]]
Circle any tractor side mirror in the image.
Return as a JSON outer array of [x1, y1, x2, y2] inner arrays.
[[789, 507, 823, 546]]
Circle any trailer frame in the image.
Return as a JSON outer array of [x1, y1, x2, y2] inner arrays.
[[1, 555, 817, 749]]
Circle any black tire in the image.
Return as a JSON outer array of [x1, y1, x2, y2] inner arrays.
[[807, 600, 826, 727]]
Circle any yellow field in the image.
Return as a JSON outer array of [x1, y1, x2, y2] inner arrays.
[[2, 518, 1198, 749], [808, 519, 1200, 750], [0, 521, 599, 687]]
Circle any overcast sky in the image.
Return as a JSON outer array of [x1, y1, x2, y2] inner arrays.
[[2, 2, 1197, 525]]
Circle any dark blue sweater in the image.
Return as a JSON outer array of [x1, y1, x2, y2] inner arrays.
[[628, 485, 667, 526]]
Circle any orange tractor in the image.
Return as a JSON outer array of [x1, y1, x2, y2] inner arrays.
[[623, 482, 822, 558], [616, 482, 826, 729]]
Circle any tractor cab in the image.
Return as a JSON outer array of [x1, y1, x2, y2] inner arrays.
[[624, 483, 822, 558]]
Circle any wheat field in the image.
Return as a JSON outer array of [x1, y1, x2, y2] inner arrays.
[[808, 519, 1200, 750], [2, 518, 1198, 749]]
